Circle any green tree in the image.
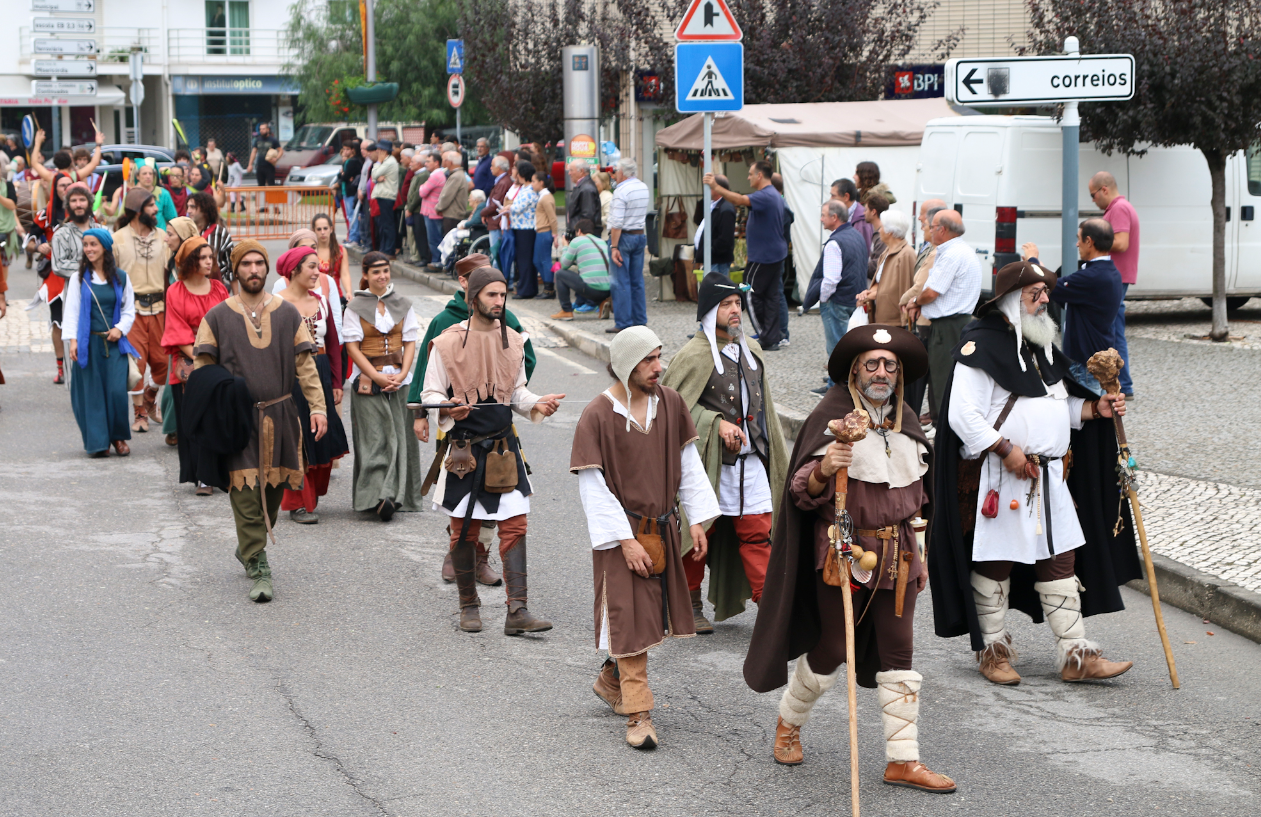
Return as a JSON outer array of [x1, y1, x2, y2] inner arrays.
[[284, 0, 490, 129], [1024, 0, 1261, 340]]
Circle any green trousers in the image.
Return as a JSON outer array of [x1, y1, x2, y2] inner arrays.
[[925, 312, 973, 417], [229, 483, 285, 564]]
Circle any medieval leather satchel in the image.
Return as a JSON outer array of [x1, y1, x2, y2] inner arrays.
[[483, 438, 519, 493], [444, 438, 477, 479], [822, 542, 849, 589], [662, 196, 689, 239], [354, 375, 382, 396], [959, 393, 1020, 535], [634, 516, 667, 576], [172, 353, 196, 385]]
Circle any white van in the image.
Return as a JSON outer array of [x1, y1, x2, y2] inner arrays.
[[915, 115, 1261, 308]]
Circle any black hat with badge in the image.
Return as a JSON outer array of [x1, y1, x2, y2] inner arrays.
[[828, 323, 928, 386], [976, 261, 1057, 315], [696, 271, 747, 321]]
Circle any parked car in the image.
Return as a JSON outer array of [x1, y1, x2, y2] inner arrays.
[[285, 162, 342, 189], [275, 122, 426, 180], [65, 144, 176, 201]]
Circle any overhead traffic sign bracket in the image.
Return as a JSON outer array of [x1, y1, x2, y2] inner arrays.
[[675, 0, 742, 42]]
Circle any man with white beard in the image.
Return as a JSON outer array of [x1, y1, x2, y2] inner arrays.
[[927, 262, 1144, 687]]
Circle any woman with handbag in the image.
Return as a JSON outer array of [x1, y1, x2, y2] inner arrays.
[[276, 247, 349, 524], [161, 236, 229, 491], [61, 228, 138, 457], [342, 251, 424, 521]]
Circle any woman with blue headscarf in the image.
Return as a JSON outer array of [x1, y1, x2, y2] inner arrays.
[[62, 227, 138, 456]]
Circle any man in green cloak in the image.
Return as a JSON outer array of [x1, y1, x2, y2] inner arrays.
[[660, 272, 789, 631]]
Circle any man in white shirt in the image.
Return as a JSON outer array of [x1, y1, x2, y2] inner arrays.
[[606, 158, 651, 333], [570, 327, 720, 750], [370, 139, 400, 256], [916, 209, 981, 418]]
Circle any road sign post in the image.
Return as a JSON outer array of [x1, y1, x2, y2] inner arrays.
[[129, 51, 143, 144], [946, 42, 1134, 274], [447, 40, 464, 144]]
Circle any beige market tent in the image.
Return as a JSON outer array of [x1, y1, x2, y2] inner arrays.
[[654, 98, 962, 299]]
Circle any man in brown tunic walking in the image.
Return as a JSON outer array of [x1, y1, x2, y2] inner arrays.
[[193, 240, 327, 602], [570, 327, 720, 750], [743, 324, 955, 792]]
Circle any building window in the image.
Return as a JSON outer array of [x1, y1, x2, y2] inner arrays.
[[206, 1, 251, 56]]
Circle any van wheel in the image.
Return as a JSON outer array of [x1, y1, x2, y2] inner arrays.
[[1199, 296, 1252, 312]]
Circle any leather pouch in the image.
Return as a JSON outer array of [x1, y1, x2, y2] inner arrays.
[[484, 439, 518, 493], [635, 517, 666, 576], [444, 439, 476, 479], [354, 375, 381, 396], [173, 354, 195, 384], [981, 489, 1000, 519], [822, 545, 848, 588]]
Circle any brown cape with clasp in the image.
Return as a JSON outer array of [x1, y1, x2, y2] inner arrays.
[[742, 383, 932, 692]]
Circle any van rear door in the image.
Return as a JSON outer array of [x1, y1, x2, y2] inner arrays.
[[954, 128, 1004, 294], [1231, 147, 1261, 293]]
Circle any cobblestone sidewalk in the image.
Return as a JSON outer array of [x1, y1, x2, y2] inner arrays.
[[0, 300, 54, 354], [1126, 297, 1261, 350]]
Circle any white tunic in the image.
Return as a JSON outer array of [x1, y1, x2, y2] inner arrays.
[[948, 363, 1088, 564], [421, 324, 544, 520]]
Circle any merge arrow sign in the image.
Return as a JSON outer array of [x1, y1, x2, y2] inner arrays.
[[961, 68, 982, 95]]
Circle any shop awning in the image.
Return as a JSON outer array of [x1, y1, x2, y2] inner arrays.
[[655, 97, 961, 150], [0, 76, 127, 108]]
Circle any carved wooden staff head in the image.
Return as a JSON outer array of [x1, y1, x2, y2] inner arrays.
[[1087, 348, 1125, 396], [829, 409, 871, 445]]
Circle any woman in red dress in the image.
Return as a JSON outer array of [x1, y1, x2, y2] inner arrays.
[[311, 212, 351, 301], [160, 236, 229, 495]]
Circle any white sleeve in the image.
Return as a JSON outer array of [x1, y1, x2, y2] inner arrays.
[[325, 277, 344, 339], [61, 273, 82, 341], [271, 278, 287, 295], [1068, 396, 1088, 430], [116, 275, 136, 335], [820, 241, 844, 303], [679, 441, 721, 529], [577, 468, 634, 550], [947, 364, 1004, 459], [340, 306, 364, 342], [401, 307, 421, 342], [422, 346, 456, 432]]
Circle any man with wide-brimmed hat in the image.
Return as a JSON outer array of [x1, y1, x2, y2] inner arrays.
[[191, 240, 328, 603], [570, 327, 720, 750], [407, 252, 537, 587], [659, 272, 789, 633], [420, 265, 564, 636], [927, 261, 1141, 687], [743, 323, 956, 793]]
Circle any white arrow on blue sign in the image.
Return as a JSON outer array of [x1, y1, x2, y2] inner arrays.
[[675, 43, 743, 113], [446, 39, 464, 74]]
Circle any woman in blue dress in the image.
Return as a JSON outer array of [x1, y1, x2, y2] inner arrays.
[[62, 228, 138, 457]]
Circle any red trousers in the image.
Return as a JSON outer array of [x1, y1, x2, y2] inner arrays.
[[448, 514, 527, 558], [126, 312, 167, 390], [281, 463, 333, 512], [684, 512, 773, 602]]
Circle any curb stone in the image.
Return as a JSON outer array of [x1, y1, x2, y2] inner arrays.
[[355, 247, 1261, 644]]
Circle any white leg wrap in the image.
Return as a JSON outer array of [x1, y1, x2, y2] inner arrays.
[[1035, 576, 1098, 670], [877, 670, 921, 763], [970, 571, 1011, 647], [778, 656, 840, 727]]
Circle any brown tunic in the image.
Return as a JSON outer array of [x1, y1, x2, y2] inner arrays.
[[570, 387, 699, 657], [429, 321, 526, 405], [194, 296, 324, 491]]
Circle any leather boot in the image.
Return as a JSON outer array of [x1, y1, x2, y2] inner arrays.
[[248, 551, 273, 603], [441, 551, 455, 583], [145, 387, 162, 424], [1061, 647, 1133, 682], [593, 658, 626, 714], [450, 533, 481, 632], [475, 541, 502, 586], [502, 538, 552, 635], [690, 588, 714, 634], [625, 712, 658, 750], [976, 637, 1021, 685], [773, 717, 803, 765]]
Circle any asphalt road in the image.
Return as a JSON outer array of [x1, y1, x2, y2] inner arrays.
[[1, 271, 1259, 816]]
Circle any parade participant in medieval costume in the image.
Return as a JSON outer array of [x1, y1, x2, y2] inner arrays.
[[113, 187, 171, 433], [159, 217, 203, 446], [192, 240, 328, 602], [420, 266, 565, 635], [161, 235, 229, 492], [48, 182, 101, 384], [928, 261, 1141, 685], [409, 253, 537, 588], [277, 246, 349, 523], [659, 272, 789, 633], [570, 327, 720, 750], [744, 324, 956, 792], [61, 228, 137, 457], [342, 251, 424, 521]]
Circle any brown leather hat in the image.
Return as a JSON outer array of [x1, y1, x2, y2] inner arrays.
[[455, 253, 492, 280], [977, 261, 1057, 315], [828, 323, 928, 385]]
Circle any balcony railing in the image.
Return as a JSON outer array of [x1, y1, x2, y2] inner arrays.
[[19, 27, 160, 62], [168, 28, 292, 63]]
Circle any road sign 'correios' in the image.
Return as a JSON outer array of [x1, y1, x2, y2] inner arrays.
[[946, 55, 1135, 106]]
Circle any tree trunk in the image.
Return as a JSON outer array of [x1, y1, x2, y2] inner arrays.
[[1204, 148, 1228, 341]]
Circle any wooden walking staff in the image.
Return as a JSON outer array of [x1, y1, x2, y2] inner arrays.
[[828, 410, 876, 817], [1087, 349, 1180, 689]]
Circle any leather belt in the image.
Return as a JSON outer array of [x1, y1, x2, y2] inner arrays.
[[620, 229, 645, 234], [626, 505, 679, 636], [857, 525, 913, 618], [134, 292, 164, 307], [368, 352, 403, 369]]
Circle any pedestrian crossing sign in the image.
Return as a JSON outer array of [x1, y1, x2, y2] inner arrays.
[[446, 39, 464, 74], [675, 43, 743, 113]]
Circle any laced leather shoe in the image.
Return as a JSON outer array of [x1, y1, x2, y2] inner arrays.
[[883, 761, 957, 793], [593, 659, 626, 715], [977, 639, 1021, 686], [772, 716, 803, 765], [1061, 647, 1133, 682], [459, 605, 482, 632], [625, 712, 658, 750], [691, 588, 714, 634]]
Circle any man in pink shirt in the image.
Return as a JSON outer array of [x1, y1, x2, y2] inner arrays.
[[416, 152, 447, 271], [1090, 171, 1139, 396]]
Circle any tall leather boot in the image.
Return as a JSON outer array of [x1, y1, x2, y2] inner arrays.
[[501, 538, 552, 635], [773, 655, 839, 765], [690, 588, 714, 634], [475, 541, 502, 586], [1036, 577, 1133, 681], [971, 572, 1021, 685], [878, 670, 956, 793], [450, 535, 481, 632]]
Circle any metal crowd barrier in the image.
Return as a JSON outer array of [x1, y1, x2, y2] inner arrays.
[[219, 185, 342, 240]]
